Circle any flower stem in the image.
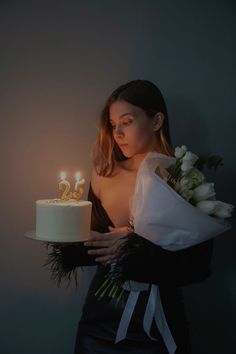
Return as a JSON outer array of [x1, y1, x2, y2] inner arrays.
[[115, 288, 125, 307], [94, 277, 110, 297], [108, 284, 116, 297], [97, 280, 113, 300]]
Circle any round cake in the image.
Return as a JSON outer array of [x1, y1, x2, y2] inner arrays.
[[35, 198, 92, 242]]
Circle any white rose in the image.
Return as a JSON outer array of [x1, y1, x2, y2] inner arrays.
[[180, 151, 199, 174], [196, 200, 219, 215], [174, 145, 187, 159], [181, 160, 194, 173], [182, 151, 199, 165], [192, 182, 216, 202], [213, 201, 235, 218]]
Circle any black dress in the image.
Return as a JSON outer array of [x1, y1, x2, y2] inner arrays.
[[59, 182, 214, 354]]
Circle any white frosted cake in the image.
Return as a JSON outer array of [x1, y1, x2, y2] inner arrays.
[[35, 198, 92, 242]]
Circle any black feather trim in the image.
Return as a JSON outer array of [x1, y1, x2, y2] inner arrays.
[[107, 233, 144, 281], [42, 242, 98, 289]]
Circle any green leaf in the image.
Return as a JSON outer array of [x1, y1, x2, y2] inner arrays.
[[194, 153, 223, 171]]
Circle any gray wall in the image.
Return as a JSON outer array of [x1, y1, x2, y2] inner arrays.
[[0, 1, 235, 353]]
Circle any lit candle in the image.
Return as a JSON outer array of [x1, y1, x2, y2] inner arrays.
[[73, 171, 85, 201], [58, 171, 73, 200]]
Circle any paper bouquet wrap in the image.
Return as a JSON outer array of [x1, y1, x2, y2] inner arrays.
[[129, 151, 231, 251], [96, 151, 233, 352]]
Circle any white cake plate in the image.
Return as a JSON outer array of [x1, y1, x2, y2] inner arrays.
[[24, 230, 99, 244]]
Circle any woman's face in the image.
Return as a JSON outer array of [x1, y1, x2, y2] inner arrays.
[[109, 100, 161, 158]]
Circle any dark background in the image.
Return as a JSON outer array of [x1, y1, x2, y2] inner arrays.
[[0, 1, 235, 353]]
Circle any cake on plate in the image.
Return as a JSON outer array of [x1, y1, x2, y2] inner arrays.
[[33, 198, 92, 242]]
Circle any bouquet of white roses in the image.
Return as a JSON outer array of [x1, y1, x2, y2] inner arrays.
[[95, 145, 234, 305], [165, 145, 234, 219]]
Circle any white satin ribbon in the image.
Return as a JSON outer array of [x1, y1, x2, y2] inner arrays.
[[115, 290, 139, 344], [144, 284, 177, 354], [115, 282, 177, 354]]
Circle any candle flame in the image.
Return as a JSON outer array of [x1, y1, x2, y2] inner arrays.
[[60, 171, 67, 180], [75, 171, 81, 182]]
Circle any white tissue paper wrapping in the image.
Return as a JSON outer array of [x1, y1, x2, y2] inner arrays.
[[118, 151, 231, 351], [128, 151, 231, 251]]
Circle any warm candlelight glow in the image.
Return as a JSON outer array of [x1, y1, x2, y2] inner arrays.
[[57, 170, 85, 201], [60, 171, 67, 181], [75, 171, 81, 182]]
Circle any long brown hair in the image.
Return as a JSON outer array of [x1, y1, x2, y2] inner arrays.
[[91, 79, 174, 177]]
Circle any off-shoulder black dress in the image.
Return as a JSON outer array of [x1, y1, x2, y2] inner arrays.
[[59, 183, 214, 354]]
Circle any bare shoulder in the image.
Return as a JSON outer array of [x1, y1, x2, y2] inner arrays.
[[90, 161, 123, 199]]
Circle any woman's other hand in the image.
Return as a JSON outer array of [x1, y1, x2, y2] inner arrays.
[[84, 226, 130, 265]]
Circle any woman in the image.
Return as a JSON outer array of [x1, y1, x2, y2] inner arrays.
[[54, 80, 214, 353]]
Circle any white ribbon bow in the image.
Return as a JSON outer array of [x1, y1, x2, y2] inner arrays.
[[115, 281, 177, 354]]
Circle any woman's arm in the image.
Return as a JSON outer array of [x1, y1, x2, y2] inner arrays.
[[60, 242, 97, 268], [119, 233, 214, 287]]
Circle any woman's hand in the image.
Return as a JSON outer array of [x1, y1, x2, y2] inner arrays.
[[84, 226, 130, 265]]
